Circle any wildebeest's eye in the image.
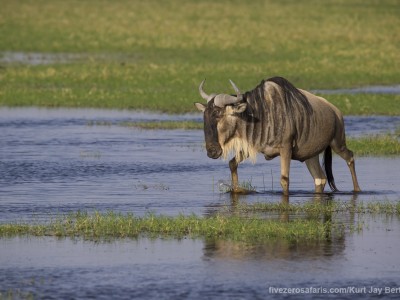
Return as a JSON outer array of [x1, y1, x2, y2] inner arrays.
[[212, 109, 223, 119]]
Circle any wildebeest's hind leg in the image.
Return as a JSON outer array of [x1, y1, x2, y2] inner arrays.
[[228, 152, 249, 194], [305, 156, 327, 193], [330, 141, 361, 192]]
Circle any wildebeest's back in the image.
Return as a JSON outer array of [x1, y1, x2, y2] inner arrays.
[[294, 89, 344, 160]]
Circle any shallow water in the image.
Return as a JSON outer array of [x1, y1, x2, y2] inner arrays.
[[0, 52, 83, 65], [1, 108, 400, 299], [1, 222, 400, 299], [0, 108, 399, 222], [312, 85, 400, 95]]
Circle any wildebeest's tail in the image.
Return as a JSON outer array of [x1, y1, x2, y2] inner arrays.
[[323, 146, 339, 192]]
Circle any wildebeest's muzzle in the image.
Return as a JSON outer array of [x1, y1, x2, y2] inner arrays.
[[206, 144, 222, 159], [203, 101, 223, 159]]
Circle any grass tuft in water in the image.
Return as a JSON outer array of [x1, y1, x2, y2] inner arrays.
[[218, 179, 257, 194], [0, 289, 34, 300]]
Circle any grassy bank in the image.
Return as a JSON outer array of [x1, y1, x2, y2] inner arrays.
[[348, 134, 400, 156], [0, 0, 399, 113], [324, 94, 400, 116]]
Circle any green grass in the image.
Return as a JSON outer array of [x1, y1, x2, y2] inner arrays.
[[219, 179, 258, 194], [0, 211, 334, 242], [0, 0, 399, 113], [348, 133, 400, 156], [1, 201, 399, 242], [0, 290, 34, 300], [239, 200, 400, 215], [324, 94, 400, 116]]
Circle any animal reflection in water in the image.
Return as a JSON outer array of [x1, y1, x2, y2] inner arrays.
[[203, 232, 345, 262], [195, 77, 361, 196], [204, 193, 359, 261]]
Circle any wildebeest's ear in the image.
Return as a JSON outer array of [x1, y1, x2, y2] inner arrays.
[[232, 103, 247, 114], [194, 102, 206, 112]]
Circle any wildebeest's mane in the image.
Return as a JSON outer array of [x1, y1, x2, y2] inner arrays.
[[241, 76, 314, 143], [242, 80, 267, 121], [266, 76, 313, 116], [242, 77, 313, 116]]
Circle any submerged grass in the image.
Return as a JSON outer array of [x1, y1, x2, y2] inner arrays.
[[0, 0, 399, 113]]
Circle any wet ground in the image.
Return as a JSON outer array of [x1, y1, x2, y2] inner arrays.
[[1, 108, 400, 299]]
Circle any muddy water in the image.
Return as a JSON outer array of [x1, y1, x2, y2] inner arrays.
[[1, 108, 400, 299]]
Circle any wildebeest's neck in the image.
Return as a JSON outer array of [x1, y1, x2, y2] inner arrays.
[[241, 80, 275, 145], [221, 77, 315, 162]]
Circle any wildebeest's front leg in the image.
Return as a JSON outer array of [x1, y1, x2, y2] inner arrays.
[[229, 152, 248, 194], [280, 146, 292, 196]]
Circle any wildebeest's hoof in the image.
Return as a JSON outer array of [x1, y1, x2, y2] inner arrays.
[[231, 187, 256, 195]]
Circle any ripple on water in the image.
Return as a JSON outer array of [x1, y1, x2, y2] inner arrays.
[[1, 108, 400, 299], [0, 108, 399, 222]]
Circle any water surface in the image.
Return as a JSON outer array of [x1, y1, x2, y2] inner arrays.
[[1, 108, 399, 299], [0, 108, 399, 222], [1, 222, 400, 299]]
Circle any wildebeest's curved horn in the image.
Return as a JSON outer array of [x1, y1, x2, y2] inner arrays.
[[214, 94, 241, 108], [229, 79, 241, 94], [229, 79, 244, 102], [199, 79, 215, 103]]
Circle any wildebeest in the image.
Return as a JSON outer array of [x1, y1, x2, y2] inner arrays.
[[195, 76, 361, 195]]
